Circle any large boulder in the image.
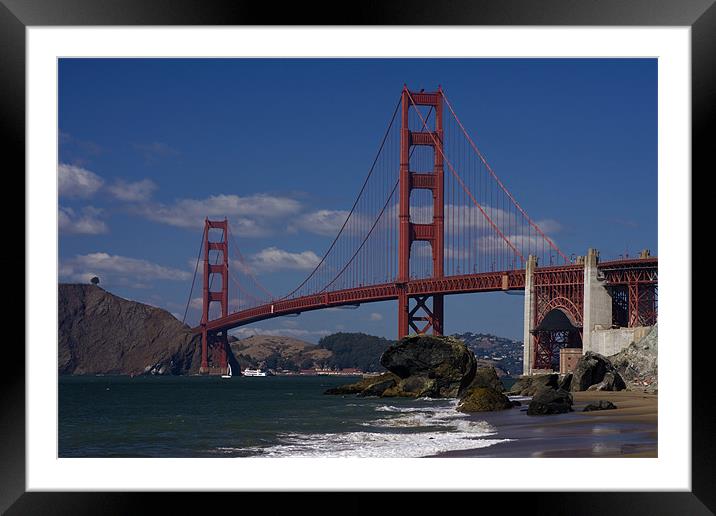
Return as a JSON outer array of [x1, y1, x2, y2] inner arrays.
[[382, 376, 438, 398], [380, 335, 477, 398], [608, 325, 658, 393], [527, 387, 573, 415], [457, 387, 513, 413], [460, 366, 505, 395], [508, 373, 558, 396], [571, 352, 626, 392]]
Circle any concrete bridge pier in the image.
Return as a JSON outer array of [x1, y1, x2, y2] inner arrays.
[[582, 248, 612, 353], [522, 255, 537, 376], [522, 247, 615, 376]]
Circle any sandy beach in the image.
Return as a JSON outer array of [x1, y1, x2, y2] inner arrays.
[[433, 391, 657, 458]]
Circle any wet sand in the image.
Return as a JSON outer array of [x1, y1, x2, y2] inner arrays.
[[432, 391, 657, 458]]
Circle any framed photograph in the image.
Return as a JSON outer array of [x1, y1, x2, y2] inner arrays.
[[6, 0, 710, 513]]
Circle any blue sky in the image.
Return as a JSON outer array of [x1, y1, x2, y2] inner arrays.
[[58, 58, 657, 342]]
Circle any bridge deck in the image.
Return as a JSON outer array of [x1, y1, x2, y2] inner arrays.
[[195, 258, 656, 334], [197, 268, 529, 333]]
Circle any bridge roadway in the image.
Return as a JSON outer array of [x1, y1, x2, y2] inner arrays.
[[197, 265, 554, 333], [193, 258, 656, 334]]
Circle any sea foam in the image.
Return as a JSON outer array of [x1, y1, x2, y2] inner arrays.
[[238, 399, 508, 458]]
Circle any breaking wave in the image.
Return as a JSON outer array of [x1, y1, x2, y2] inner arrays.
[[234, 398, 509, 458]]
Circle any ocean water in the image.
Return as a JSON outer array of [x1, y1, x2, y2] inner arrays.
[[59, 375, 510, 458]]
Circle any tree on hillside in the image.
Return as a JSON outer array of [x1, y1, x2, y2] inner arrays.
[[317, 332, 395, 372], [90, 276, 100, 285]]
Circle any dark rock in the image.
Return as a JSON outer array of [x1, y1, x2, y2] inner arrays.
[[571, 352, 626, 392], [382, 376, 438, 398], [460, 366, 505, 395], [608, 325, 658, 392], [324, 373, 398, 395], [586, 371, 626, 391], [558, 373, 573, 391], [583, 400, 617, 412], [380, 335, 477, 397], [358, 377, 399, 397], [511, 400, 522, 407], [457, 387, 513, 413], [508, 373, 558, 396], [527, 387, 574, 415], [58, 284, 209, 375]]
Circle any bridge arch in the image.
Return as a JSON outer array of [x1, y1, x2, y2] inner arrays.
[[533, 306, 583, 372]]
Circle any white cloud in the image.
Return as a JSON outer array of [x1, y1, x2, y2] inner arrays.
[[289, 209, 350, 236], [250, 247, 321, 272], [58, 163, 104, 198], [369, 312, 383, 321], [60, 252, 191, 288], [133, 193, 302, 236], [107, 178, 157, 202], [133, 142, 179, 160], [58, 206, 108, 235], [534, 218, 563, 234]]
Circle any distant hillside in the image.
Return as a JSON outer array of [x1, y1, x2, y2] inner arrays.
[[230, 335, 331, 371], [316, 332, 395, 372], [452, 332, 523, 376], [231, 332, 394, 372], [58, 284, 210, 375]]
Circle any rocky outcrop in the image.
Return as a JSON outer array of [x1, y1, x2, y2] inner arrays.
[[323, 373, 398, 395], [570, 352, 626, 392], [527, 387, 574, 415], [379, 335, 477, 398], [325, 335, 477, 398], [608, 325, 658, 393], [457, 387, 513, 413], [382, 376, 439, 398], [508, 373, 559, 396], [586, 371, 626, 391], [58, 284, 213, 375], [558, 373, 573, 391], [583, 400, 617, 412], [461, 366, 505, 394]]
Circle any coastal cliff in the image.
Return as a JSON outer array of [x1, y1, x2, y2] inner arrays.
[[58, 284, 203, 375]]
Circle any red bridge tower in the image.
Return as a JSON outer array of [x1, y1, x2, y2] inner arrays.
[[397, 87, 445, 338], [200, 218, 230, 375]]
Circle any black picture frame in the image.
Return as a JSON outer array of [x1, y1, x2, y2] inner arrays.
[[4, 0, 710, 513]]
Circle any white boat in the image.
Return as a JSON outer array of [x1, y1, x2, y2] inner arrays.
[[243, 368, 267, 377], [221, 363, 232, 379]]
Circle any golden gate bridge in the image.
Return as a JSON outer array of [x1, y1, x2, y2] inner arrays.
[[183, 86, 657, 376]]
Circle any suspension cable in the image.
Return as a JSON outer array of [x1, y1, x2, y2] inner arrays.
[[181, 231, 204, 325], [278, 97, 402, 300], [227, 226, 274, 300], [442, 90, 568, 263], [405, 87, 525, 264], [315, 105, 435, 293]]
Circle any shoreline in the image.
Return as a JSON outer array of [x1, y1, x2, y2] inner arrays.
[[430, 391, 657, 458]]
